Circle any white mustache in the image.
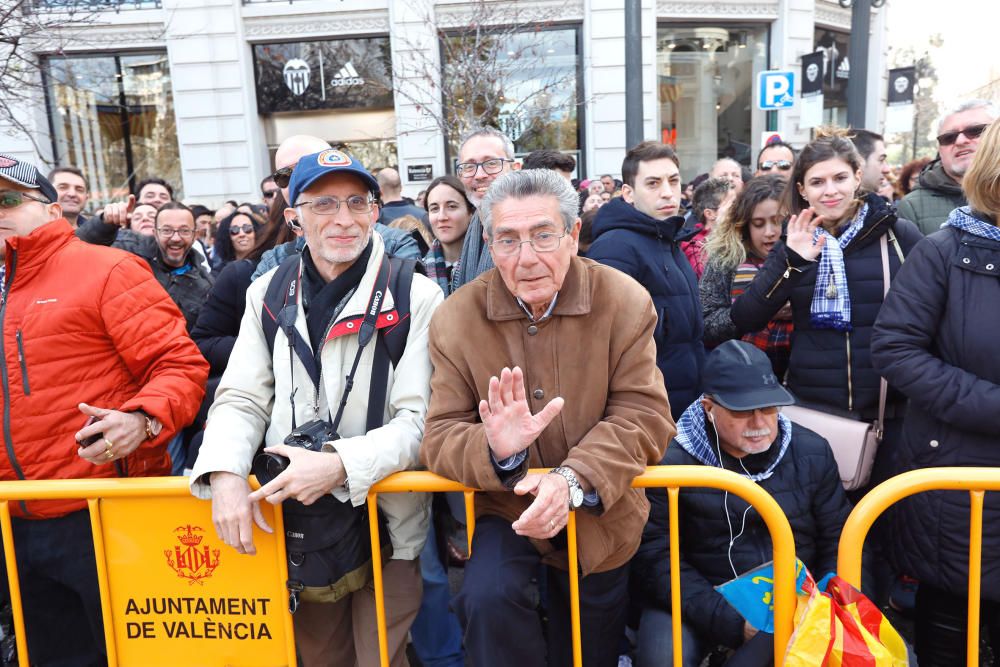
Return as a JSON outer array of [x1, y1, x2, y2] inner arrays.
[[741, 428, 772, 439]]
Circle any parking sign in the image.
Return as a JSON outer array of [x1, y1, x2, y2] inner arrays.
[[757, 70, 796, 110]]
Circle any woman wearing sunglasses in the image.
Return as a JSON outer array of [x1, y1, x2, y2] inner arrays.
[[212, 210, 263, 275], [730, 128, 923, 495]]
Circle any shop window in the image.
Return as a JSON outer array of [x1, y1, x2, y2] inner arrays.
[[657, 25, 768, 182], [441, 26, 581, 167], [45, 53, 181, 207], [814, 28, 850, 127]]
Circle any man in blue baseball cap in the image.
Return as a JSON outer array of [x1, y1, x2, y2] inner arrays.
[[191, 148, 444, 665], [631, 340, 852, 667]]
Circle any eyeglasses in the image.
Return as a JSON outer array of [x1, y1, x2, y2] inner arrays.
[[759, 160, 792, 172], [456, 158, 514, 179], [0, 190, 51, 208], [936, 123, 989, 147], [156, 227, 195, 239], [262, 190, 278, 200], [296, 195, 373, 216], [490, 231, 566, 256], [271, 165, 294, 188], [229, 223, 255, 235], [719, 405, 781, 419]]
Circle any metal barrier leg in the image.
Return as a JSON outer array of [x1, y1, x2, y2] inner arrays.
[[0, 502, 28, 667], [967, 491, 984, 667], [368, 493, 390, 667], [668, 487, 682, 667], [87, 499, 118, 666], [463, 490, 475, 557], [566, 511, 582, 667]]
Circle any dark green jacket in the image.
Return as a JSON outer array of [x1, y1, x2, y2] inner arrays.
[[896, 159, 966, 235]]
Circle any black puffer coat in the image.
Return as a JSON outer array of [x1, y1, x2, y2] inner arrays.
[[632, 426, 851, 648], [871, 217, 1000, 600], [731, 194, 922, 418], [587, 198, 704, 419]]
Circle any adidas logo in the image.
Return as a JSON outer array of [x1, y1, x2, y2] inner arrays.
[[330, 62, 364, 87]]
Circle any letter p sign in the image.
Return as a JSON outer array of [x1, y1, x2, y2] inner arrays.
[[758, 71, 796, 110]]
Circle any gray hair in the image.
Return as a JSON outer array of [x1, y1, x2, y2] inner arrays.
[[938, 99, 1000, 134], [459, 126, 515, 160], [479, 169, 579, 240]]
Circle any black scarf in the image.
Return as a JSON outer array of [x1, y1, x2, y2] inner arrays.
[[301, 239, 373, 356]]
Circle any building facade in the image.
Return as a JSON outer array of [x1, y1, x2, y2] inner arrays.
[[4, 0, 890, 207]]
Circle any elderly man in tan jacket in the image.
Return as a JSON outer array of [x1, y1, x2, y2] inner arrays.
[[421, 169, 676, 667]]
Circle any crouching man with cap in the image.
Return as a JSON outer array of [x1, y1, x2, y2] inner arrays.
[[631, 340, 852, 667], [190, 149, 443, 666]]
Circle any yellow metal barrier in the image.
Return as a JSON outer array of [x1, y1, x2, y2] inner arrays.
[[369, 465, 799, 667], [0, 477, 296, 667], [837, 467, 1000, 667]]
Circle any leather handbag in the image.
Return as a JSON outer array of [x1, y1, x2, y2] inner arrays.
[[781, 234, 894, 491]]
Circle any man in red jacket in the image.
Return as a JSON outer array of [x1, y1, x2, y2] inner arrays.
[[0, 154, 207, 665]]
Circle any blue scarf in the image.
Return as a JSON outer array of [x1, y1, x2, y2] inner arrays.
[[946, 206, 1000, 242], [422, 240, 453, 296], [674, 397, 791, 482], [810, 202, 868, 331]]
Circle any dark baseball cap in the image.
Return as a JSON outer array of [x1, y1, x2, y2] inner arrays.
[[702, 340, 795, 411], [0, 153, 58, 204], [287, 149, 379, 207]]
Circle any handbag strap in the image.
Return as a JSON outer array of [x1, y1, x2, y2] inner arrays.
[[876, 235, 890, 433]]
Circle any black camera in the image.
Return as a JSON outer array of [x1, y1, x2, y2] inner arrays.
[[253, 419, 339, 485]]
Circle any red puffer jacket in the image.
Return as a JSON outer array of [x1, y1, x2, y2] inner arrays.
[[1, 220, 208, 518]]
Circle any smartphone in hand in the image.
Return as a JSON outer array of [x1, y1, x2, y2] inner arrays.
[[79, 416, 101, 447]]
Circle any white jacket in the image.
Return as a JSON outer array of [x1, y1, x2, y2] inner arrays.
[[190, 233, 443, 560]]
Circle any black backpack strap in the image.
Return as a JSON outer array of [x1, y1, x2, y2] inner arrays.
[[261, 255, 322, 394], [365, 257, 419, 431]]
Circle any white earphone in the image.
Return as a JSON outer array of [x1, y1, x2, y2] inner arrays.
[[708, 405, 754, 580]]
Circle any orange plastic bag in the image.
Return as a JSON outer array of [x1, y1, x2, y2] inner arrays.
[[784, 574, 908, 666]]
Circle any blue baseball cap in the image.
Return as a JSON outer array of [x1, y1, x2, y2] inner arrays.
[[702, 340, 794, 411], [287, 149, 380, 206]]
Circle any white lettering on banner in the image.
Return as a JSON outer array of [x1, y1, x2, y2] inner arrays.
[[331, 61, 365, 88]]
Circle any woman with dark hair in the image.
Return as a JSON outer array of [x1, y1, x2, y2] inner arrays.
[[731, 128, 923, 484], [212, 209, 265, 274], [422, 175, 474, 295], [871, 121, 1000, 665], [700, 175, 791, 375], [896, 157, 931, 198]]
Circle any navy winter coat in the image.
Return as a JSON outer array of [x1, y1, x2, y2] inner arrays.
[[191, 259, 255, 377], [871, 220, 1000, 600], [587, 198, 704, 418], [631, 426, 851, 648], [731, 194, 922, 418]]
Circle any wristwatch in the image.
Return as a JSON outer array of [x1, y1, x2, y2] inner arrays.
[[550, 466, 584, 510], [136, 410, 162, 441]]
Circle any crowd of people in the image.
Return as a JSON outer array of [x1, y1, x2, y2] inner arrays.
[[1, 96, 999, 667]]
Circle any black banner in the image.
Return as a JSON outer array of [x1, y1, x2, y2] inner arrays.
[[814, 29, 850, 106], [801, 51, 824, 97], [888, 67, 916, 106], [253, 37, 394, 114]]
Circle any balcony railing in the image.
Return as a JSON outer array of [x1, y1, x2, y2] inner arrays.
[[28, 0, 161, 12]]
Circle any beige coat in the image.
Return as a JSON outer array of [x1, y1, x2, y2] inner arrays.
[[421, 256, 676, 575], [191, 233, 443, 560]]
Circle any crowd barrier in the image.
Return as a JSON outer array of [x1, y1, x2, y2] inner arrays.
[[837, 467, 1000, 667], [368, 466, 799, 667], [0, 477, 296, 667]]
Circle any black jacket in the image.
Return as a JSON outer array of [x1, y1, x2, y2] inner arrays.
[[730, 194, 922, 418], [586, 198, 705, 419], [191, 259, 255, 377], [632, 426, 851, 648], [871, 220, 1000, 600]]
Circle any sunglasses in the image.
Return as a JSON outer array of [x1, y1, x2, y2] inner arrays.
[[0, 190, 51, 208], [271, 166, 294, 188], [759, 160, 792, 172], [229, 224, 255, 235], [936, 123, 989, 147], [263, 190, 277, 200]]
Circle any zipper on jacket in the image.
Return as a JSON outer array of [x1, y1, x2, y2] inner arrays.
[[15, 330, 29, 396], [765, 263, 798, 299], [0, 253, 32, 515], [845, 331, 854, 412]]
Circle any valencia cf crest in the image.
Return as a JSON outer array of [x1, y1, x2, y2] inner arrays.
[[164, 525, 220, 585], [283, 59, 311, 96]]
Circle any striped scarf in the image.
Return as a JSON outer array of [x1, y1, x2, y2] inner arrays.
[[947, 206, 1000, 241], [810, 203, 868, 331], [732, 257, 792, 374], [422, 240, 453, 296]]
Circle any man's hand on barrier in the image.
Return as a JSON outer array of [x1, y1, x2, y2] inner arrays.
[[211, 471, 272, 555], [248, 446, 347, 506], [102, 194, 135, 228], [479, 366, 564, 461], [75, 403, 146, 465], [511, 472, 569, 539]]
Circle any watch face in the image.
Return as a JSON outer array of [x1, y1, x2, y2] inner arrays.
[[570, 487, 584, 508]]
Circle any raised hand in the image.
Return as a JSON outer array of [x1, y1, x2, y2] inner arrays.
[[479, 366, 564, 461], [102, 194, 135, 228], [784, 207, 827, 262]]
